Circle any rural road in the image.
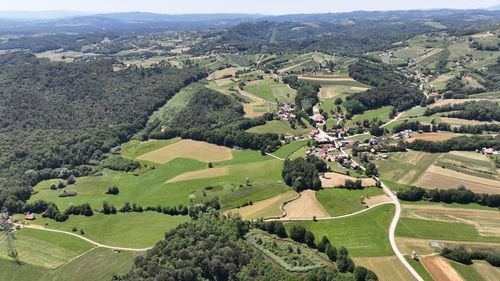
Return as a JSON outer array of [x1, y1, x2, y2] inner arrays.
[[21, 224, 151, 252]]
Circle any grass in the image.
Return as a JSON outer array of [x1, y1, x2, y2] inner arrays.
[[374, 151, 439, 185], [404, 256, 434, 281], [448, 260, 486, 281], [271, 141, 308, 159], [244, 78, 295, 103], [121, 138, 180, 159], [345, 106, 393, 127], [396, 217, 500, 243], [247, 120, 313, 135], [285, 204, 395, 257], [400, 200, 499, 211], [27, 212, 189, 248], [0, 228, 93, 269], [315, 187, 384, 216], [0, 247, 139, 281]]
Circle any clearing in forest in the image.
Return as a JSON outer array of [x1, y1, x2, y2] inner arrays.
[[166, 167, 229, 183], [420, 256, 464, 281], [136, 139, 233, 164]]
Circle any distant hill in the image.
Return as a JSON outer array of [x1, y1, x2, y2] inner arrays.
[[489, 4, 500, 10]]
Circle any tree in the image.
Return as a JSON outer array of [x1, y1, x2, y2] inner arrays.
[[66, 175, 76, 185], [354, 266, 368, 281], [326, 244, 337, 261], [334, 97, 343, 105], [304, 230, 315, 247], [316, 236, 330, 252], [106, 186, 119, 195], [337, 255, 355, 273], [365, 163, 378, 177], [274, 222, 287, 238], [208, 162, 213, 168], [289, 225, 306, 242], [339, 246, 349, 257]]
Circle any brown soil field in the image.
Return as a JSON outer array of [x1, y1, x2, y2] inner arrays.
[[318, 86, 342, 99], [407, 132, 462, 142], [353, 256, 416, 281], [421, 256, 464, 281], [207, 67, 238, 80], [448, 151, 491, 161], [428, 98, 487, 108], [281, 190, 329, 220], [396, 237, 500, 256], [364, 195, 392, 207], [166, 167, 228, 183], [350, 86, 369, 91], [136, 139, 233, 164], [415, 165, 500, 194], [224, 191, 298, 220], [320, 172, 377, 188], [472, 260, 500, 281]]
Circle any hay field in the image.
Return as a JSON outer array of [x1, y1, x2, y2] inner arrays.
[[316, 187, 386, 216], [473, 260, 500, 281], [421, 256, 464, 281], [407, 132, 462, 142], [136, 139, 233, 164], [318, 85, 367, 99], [224, 190, 298, 220], [207, 67, 238, 80], [415, 165, 500, 194], [166, 167, 229, 183], [428, 98, 486, 108], [353, 256, 416, 281], [320, 172, 377, 187], [281, 190, 329, 220], [374, 151, 439, 185]]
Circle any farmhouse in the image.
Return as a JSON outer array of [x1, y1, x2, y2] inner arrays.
[[311, 114, 325, 125], [25, 213, 35, 220]]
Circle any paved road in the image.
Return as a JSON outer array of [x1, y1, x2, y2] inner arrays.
[[22, 224, 151, 252]]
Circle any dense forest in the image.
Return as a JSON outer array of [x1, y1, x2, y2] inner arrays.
[[0, 52, 206, 213], [407, 135, 500, 153], [282, 156, 327, 191], [345, 59, 424, 115], [148, 88, 282, 152]]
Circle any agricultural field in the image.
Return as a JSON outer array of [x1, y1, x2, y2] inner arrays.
[[225, 190, 298, 220], [315, 187, 386, 216], [374, 151, 439, 186], [247, 119, 313, 135], [285, 204, 395, 257], [354, 256, 416, 281], [281, 190, 329, 220], [244, 78, 296, 103]]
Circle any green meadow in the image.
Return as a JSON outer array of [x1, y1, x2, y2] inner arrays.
[[316, 187, 385, 216], [244, 78, 296, 102], [285, 204, 395, 257]]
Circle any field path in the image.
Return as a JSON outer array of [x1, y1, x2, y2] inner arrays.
[[21, 224, 151, 252]]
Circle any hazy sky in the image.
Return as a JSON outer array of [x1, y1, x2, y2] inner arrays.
[[1, 0, 499, 14]]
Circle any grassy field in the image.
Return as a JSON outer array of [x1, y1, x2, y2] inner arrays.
[[0, 228, 93, 269], [404, 256, 434, 281], [285, 204, 395, 257], [345, 106, 393, 127], [315, 188, 384, 216], [121, 138, 180, 159], [0, 247, 138, 281], [374, 151, 439, 185], [396, 217, 500, 243], [354, 256, 417, 281], [25, 212, 189, 248], [244, 78, 295, 102], [449, 260, 486, 281], [247, 120, 313, 135], [271, 140, 308, 159]]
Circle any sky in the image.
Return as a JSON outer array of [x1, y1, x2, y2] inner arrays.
[[0, 0, 498, 15]]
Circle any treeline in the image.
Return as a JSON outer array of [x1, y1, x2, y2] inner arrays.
[[396, 186, 500, 208], [282, 75, 320, 114], [346, 59, 424, 115], [24, 200, 93, 222], [392, 121, 432, 133], [424, 101, 500, 122], [148, 88, 282, 152], [407, 135, 500, 153], [441, 246, 500, 267], [441, 76, 483, 99], [436, 123, 500, 134], [0, 52, 206, 214], [282, 156, 327, 192]]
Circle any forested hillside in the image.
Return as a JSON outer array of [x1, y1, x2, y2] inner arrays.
[[0, 53, 206, 213]]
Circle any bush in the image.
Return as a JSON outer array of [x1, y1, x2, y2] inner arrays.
[[106, 186, 120, 195], [354, 266, 368, 281], [337, 255, 355, 273], [316, 236, 330, 253], [59, 190, 77, 197], [101, 155, 140, 172], [66, 175, 76, 185], [486, 252, 500, 267], [304, 230, 315, 248], [326, 244, 337, 261], [289, 225, 306, 242]]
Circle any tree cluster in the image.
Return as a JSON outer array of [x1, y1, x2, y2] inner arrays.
[[441, 246, 500, 267], [396, 186, 500, 208], [406, 135, 500, 153], [424, 101, 500, 122], [282, 156, 327, 192]]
